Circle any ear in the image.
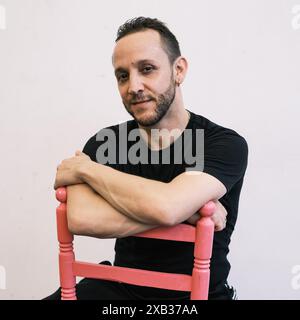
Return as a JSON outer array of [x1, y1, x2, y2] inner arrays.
[[174, 56, 188, 84]]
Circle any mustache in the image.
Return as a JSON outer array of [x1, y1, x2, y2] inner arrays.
[[130, 93, 154, 104]]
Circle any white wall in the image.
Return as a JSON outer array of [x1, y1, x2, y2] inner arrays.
[[0, 0, 299, 299]]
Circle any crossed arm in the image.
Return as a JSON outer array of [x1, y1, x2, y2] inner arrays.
[[55, 151, 228, 238], [67, 184, 160, 238]]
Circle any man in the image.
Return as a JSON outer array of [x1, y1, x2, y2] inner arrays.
[[46, 17, 248, 300]]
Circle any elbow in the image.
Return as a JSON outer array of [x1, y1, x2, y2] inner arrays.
[[146, 188, 178, 227], [153, 201, 176, 227], [67, 214, 82, 235], [155, 193, 184, 227], [67, 210, 87, 235], [162, 206, 179, 227], [67, 209, 107, 238], [140, 200, 171, 226]]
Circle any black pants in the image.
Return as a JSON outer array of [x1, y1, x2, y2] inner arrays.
[[44, 261, 236, 300]]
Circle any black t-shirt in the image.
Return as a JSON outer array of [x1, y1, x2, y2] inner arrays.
[[82, 110, 248, 298]]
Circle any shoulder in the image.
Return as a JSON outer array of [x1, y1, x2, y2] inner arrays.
[[189, 110, 248, 152], [188, 111, 248, 191], [82, 119, 137, 162]]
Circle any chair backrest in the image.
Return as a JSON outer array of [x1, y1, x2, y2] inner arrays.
[[55, 186, 215, 300]]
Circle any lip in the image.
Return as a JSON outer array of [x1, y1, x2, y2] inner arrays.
[[132, 100, 152, 105]]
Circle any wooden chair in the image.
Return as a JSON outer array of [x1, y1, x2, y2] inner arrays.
[[55, 186, 215, 300]]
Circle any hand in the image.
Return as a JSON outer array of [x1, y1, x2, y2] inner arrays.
[[54, 150, 91, 190], [186, 200, 228, 232], [211, 200, 228, 231]]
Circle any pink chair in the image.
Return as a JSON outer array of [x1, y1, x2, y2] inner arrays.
[[55, 186, 215, 300]]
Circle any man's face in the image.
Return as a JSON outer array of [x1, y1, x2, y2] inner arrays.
[[112, 29, 177, 127]]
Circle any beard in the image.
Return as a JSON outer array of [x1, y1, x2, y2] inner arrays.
[[123, 77, 176, 127]]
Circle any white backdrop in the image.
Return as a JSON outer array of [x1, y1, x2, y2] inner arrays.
[[0, 0, 299, 300]]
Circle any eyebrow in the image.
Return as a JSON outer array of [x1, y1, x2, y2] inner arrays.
[[114, 59, 157, 76]]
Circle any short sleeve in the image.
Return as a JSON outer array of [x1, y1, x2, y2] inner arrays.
[[203, 130, 248, 193], [82, 127, 119, 170]]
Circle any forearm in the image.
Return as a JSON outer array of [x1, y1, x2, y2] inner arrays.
[[67, 184, 160, 239], [79, 162, 170, 225]]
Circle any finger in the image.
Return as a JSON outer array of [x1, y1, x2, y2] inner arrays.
[[215, 225, 221, 232], [214, 218, 226, 231], [215, 225, 224, 232], [216, 220, 226, 232], [215, 220, 223, 231]]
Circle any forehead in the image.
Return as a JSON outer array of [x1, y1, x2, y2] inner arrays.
[[112, 29, 168, 68]]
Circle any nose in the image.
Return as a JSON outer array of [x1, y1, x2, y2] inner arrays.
[[127, 73, 144, 95]]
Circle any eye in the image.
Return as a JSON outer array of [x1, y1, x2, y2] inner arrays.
[[141, 65, 154, 73], [117, 73, 128, 83]]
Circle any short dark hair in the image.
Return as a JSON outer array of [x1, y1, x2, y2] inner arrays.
[[115, 17, 181, 65]]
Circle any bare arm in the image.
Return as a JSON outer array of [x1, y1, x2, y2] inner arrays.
[[55, 151, 226, 228], [79, 162, 171, 226], [79, 162, 226, 227], [66, 183, 160, 239]]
